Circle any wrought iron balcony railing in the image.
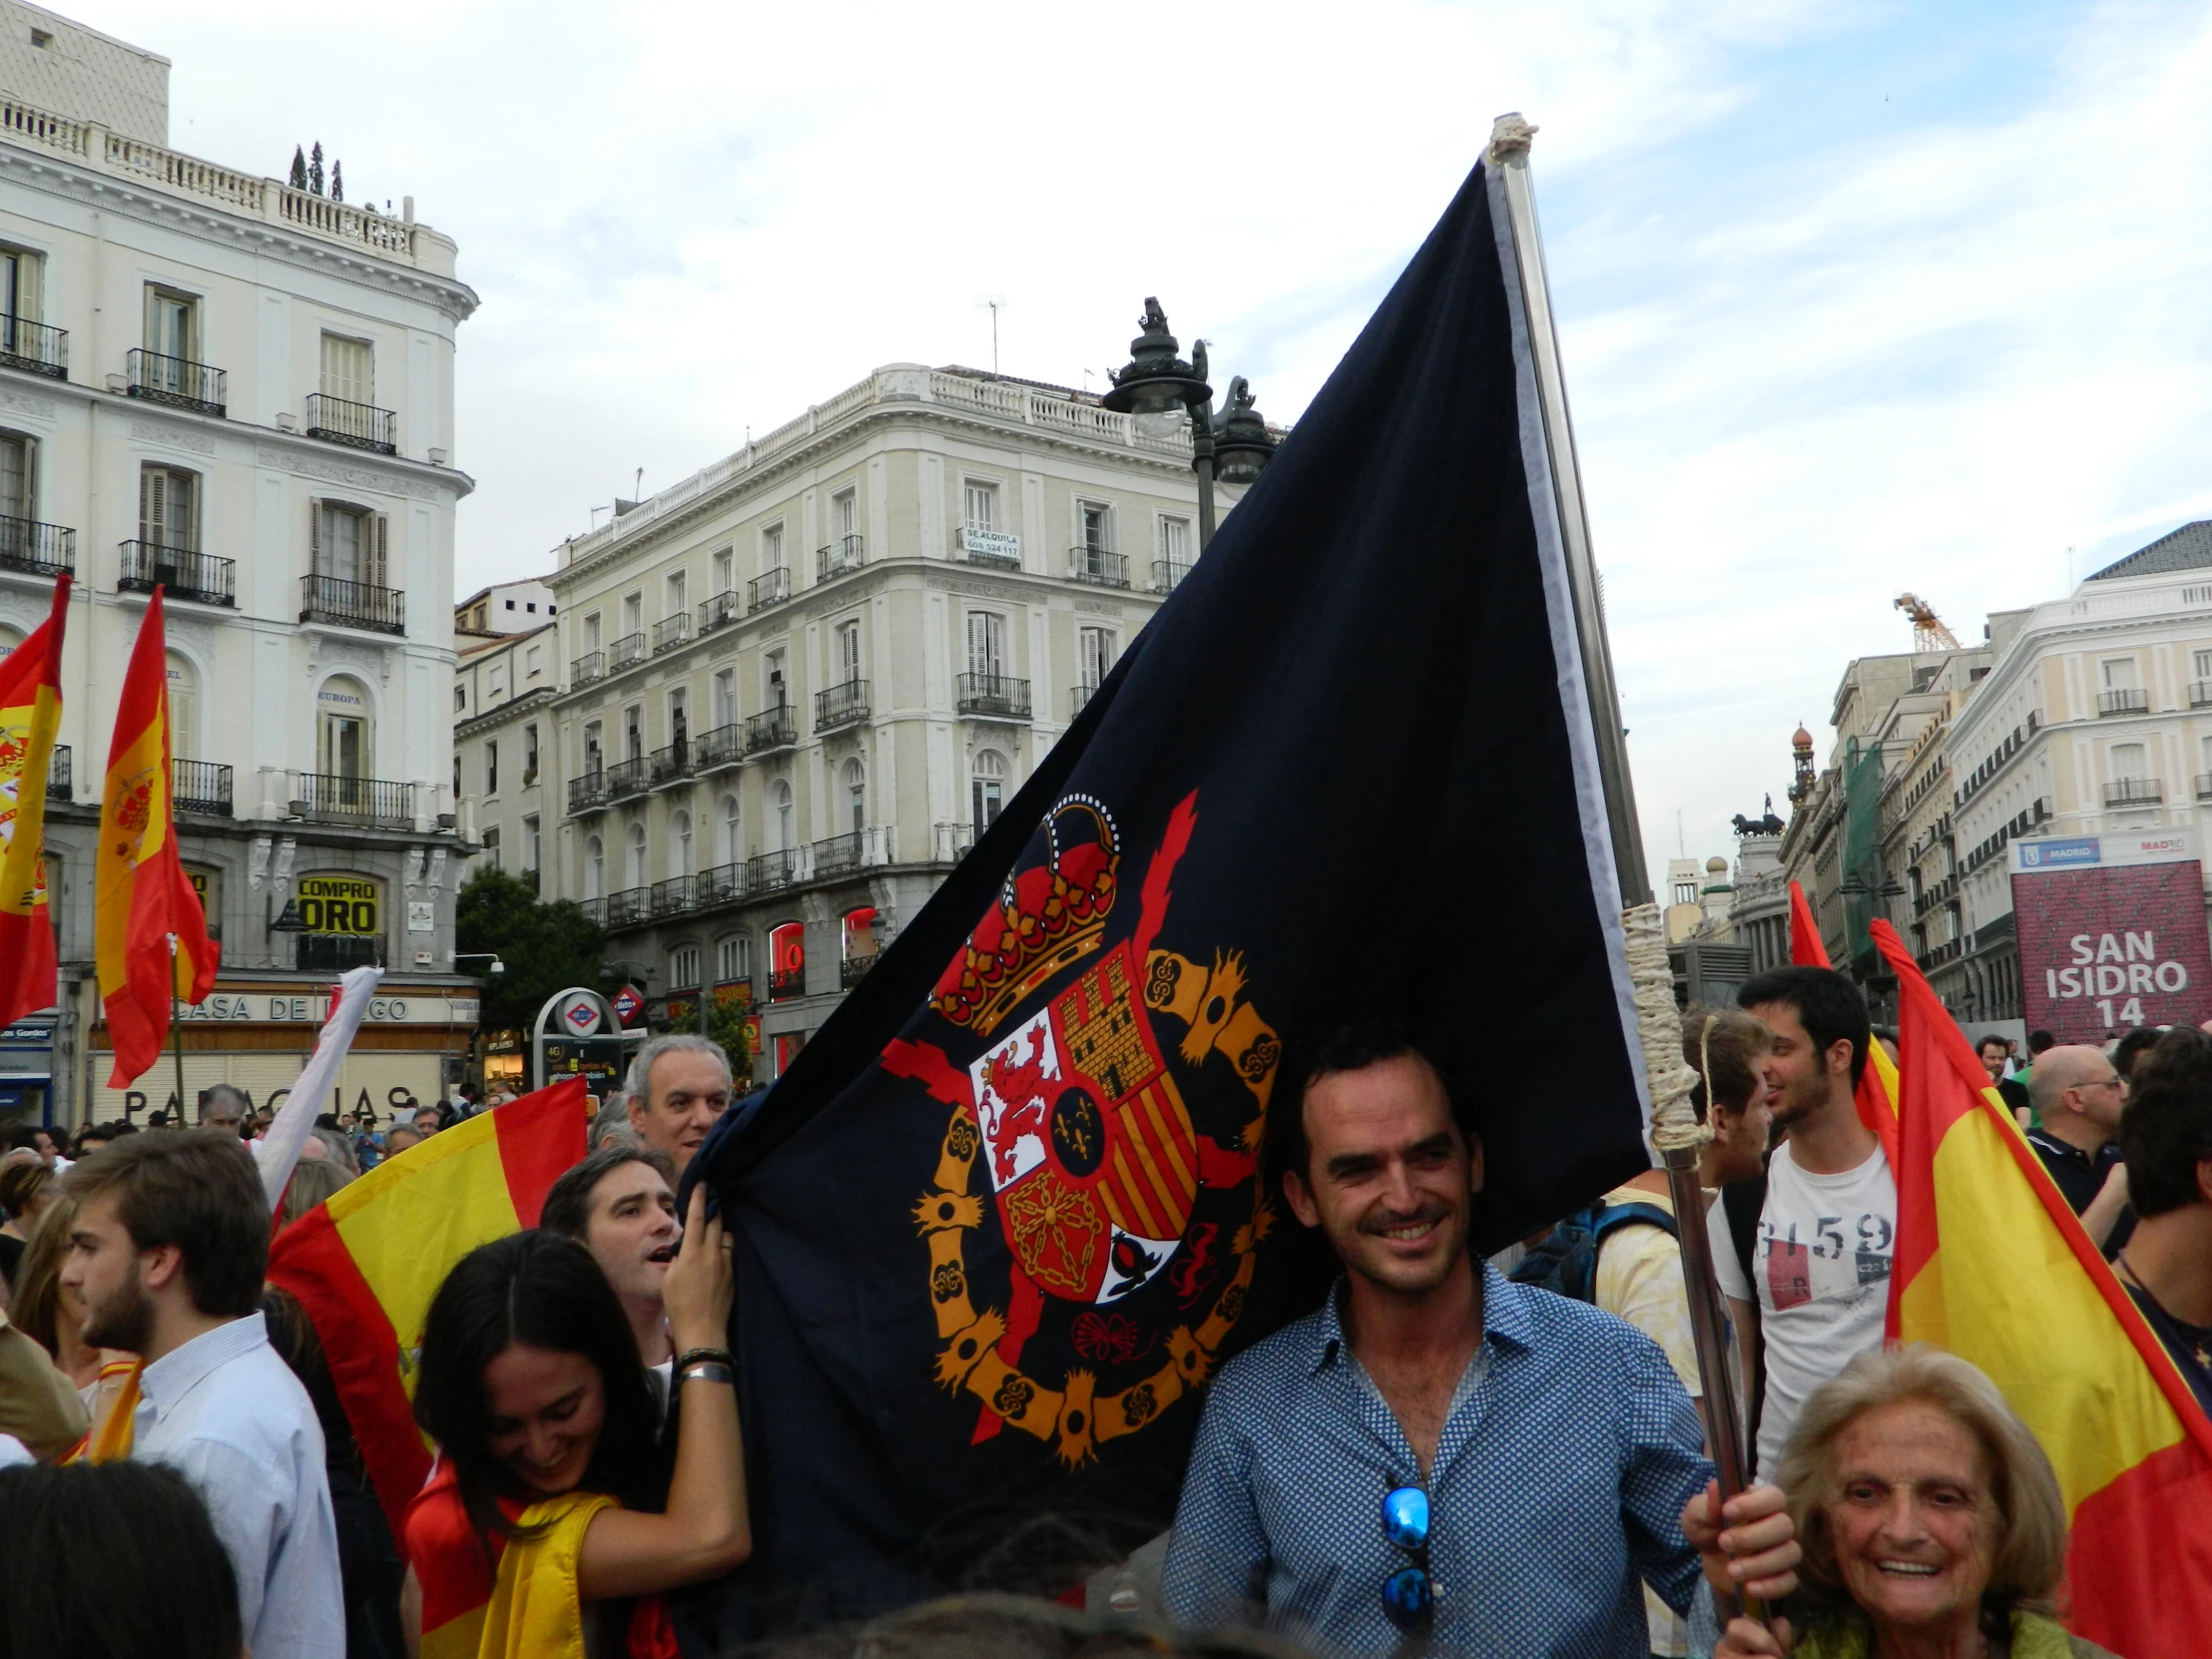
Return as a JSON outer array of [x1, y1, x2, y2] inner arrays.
[[653, 613, 691, 655], [2195, 774, 2212, 801], [1071, 682, 1100, 718], [815, 679, 869, 733], [696, 862, 746, 907], [1151, 559, 1191, 594], [817, 533, 864, 580], [0, 315, 65, 378], [571, 650, 605, 687], [0, 516, 75, 578], [956, 672, 1030, 720], [2192, 680, 2212, 709], [840, 954, 876, 988], [607, 632, 646, 673], [652, 875, 695, 916], [293, 773, 413, 828], [300, 573, 405, 635], [579, 897, 607, 926], [814, 830, 866, 877], [568, 771, 611, 814], [649, 740, 693, 786], [2104, 777, 2163, 807], [304, 391, 396, 454], [46, 744, 69, 801], [745, 705, 798, 755], [606, 887, 649, 927], [120, 541, 235, 606], [1068, 546, 1128, 588], [694, 723, 743, 771], [769, 965, 807, 1001], [749, 848, 800, 891], [127, 347, 226, 416], [698, 590, 741, 634], [298, 934, 382, 971], [2097, 688, 2149, 717], [607, 757, 648, 799], [172, 760, 233, 817], [749, 567, 790, 612]]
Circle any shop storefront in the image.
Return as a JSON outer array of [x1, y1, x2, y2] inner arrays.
[[0, 1015, 57, 1123]]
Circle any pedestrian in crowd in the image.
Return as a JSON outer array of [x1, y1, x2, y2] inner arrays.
[[310, 1125, 360, 1176], [0, 1277, 87, 1459], [199, 1084, 251, 1139], [73, 1122, 122, 1158], [5, 1196, 107, 1389], [0, 1149, 53, 1286], [58, 1130, 343, 1656], [2111, 1025, 2163, 1086], [1162, 1017, 1800, 1655], [350, 1108, 384, 1171], [254, 1104, 276, 1139], [623, 1033, 734, 1177], [589, 1096, 641, 1153], [2024, 1046, 2134, 1254], [276, 1158, 352, 1232], [383, 1123, 424, 1159], [0, 1458, 245, 1659], [2111, 1027, 2212, 1416], [1709, 967, 1897, 1482], [1713, 1345, 2113, 1659], [457, 1082, 484, 1117], [541, 1146, 682, 1405], [7, 1122, 65, 1171], [402, 1192, 750, 1653], [412, 1103, 443, 1139], [1976, 1034, 2031, 1124]]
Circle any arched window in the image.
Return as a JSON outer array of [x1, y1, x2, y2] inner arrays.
[[971, 748, 1006, 832], [671, 809, 694, 878], [770, 920, 806, 1001], [842, 758, 866, 836], [316, 675, 372, 781], [584, 834, 604, 899], [166, 651, 199, 762], [718, 792, 741, 864], [772, 780, 794, 852], [0, 621, 23, 659], [625, 821, 647, 890]]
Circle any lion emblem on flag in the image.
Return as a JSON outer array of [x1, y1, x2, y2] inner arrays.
[[888, 792, 1282, 1465]]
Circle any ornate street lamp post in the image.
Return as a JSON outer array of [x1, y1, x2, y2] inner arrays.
[[1101, 297, 1277, 550]]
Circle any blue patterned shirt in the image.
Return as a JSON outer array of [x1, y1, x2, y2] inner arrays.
[[1162, 1264, 1711, 1657]]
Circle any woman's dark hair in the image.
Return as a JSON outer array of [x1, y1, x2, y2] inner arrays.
[[0, 1460, 242, 1659], [539, 1146, 676, 1243], [2120, 1026, 2212, 1217], [412, 1230, 663, 1550]]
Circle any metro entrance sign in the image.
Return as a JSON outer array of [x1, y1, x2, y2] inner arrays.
[[533, 987, 629, 1096], [611, 984, 645, 1027]]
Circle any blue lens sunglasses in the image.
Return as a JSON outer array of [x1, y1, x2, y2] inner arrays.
[[1381, 1484, 1432, 1631]]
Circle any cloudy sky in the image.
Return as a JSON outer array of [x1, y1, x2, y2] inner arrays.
[[75, 0, 2212, 881]]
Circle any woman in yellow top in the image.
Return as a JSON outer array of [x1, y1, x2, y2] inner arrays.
[[403, 1186, 748, 1658]]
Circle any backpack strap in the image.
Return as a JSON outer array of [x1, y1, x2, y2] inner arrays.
[[1720, 1173, 1769, 1459], [1589, 1199, 1679, 1246]]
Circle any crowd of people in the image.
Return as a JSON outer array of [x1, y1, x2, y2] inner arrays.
[[0, 976, 2205, 1659]]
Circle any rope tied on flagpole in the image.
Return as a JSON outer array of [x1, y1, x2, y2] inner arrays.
[[1622, 902, 1706, 1154]]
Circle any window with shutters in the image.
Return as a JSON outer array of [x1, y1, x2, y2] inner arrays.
[[716, 934, 750, 983], [2101, 658, 2138, 690], [964, 480, 997, 532], [622, 592, 643, 636], [971, 749, 1006, 831], [834, 619, 861, 684], [485, 740, 499, 796], [312, 501, 385, 587], [319, 332, 373, 404], [833, 489, 857, 540], [0, 247, 42, 324], [624, 704, 644, 763], [966, 611, 1005, 679], [524, 723, 540, 785], [522, 815, 540, 872], [765, 648, 788, 709], [1080, 502, 1112, 553], [2112, 742, 2148, 779], [140, 466, 199, 552], [666, 569, 687, 617], [713, 668, 736, 728], [712, 547, 733, 594], [843, 758, 866, 834], [762, 522, 786, 573], [772, 779, 795, 851], [670, 944, 702, 989], [669, 687, 689, 752], [719, 792, 742, 862], [583, 721, 604, 777], [317, 675, 371, 780], [145, 287, 198, 362], [626, 822, 648, 889], [482, 826, 501, 870], [672, 810, 694, 878], [1159, 515, 1190, 565], [0, 432, 33, 522], [584, 834, 604, 899], [166, 652, 199, 761], [1078, 626, 1115, 692]]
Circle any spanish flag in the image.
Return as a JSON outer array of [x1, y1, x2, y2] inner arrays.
[[0, 575, 69, 1028], [267, 1078, 590, 1545], [94, 590, 217, 1085], [1872, 919, 2212, 1658], [1787, 878, 1900, 1165]]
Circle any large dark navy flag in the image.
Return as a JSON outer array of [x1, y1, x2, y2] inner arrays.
[[689, 157, 1652, 1636]]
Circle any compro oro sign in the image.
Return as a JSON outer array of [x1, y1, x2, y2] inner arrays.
[[2010, 831, 2212, 1039], [295, 872, 382, 934]]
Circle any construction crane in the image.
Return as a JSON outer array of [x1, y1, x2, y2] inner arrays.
[[1895, 592, 1961, 653]]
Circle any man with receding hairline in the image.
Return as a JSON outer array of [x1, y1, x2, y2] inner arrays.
[[2026, 1044, 2133, 1253]]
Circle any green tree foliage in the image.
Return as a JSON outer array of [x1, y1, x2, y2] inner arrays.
[[454, 866, 607, 1034], [308, 142, 324, 196], [288, 146, 307, 190], [329, 161, 343, 203], [669, 992, 757, 1087]]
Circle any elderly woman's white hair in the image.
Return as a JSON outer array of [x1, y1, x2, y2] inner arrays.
[[1777, 1344, 2068, 1638]]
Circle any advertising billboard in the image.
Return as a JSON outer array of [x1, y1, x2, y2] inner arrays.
[[2010, 830, 2212, 1040]]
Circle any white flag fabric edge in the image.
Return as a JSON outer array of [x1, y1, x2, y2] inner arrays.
[[254, 963, 382, 1214]]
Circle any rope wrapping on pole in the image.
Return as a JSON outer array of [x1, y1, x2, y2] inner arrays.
[[1622, 902, 1705, 1153]]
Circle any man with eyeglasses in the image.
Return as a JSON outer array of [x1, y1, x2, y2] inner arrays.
[[2025, 1044, 2134, 1254], [1161, 1018, 1799, 1656]]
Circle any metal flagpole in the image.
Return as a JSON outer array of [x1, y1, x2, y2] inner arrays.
[[1488, 113, 1767, 1623], [169, 934, 190, 1126]]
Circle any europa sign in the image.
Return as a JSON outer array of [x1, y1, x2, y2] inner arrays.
[[2010, 832, 2212, 1039]]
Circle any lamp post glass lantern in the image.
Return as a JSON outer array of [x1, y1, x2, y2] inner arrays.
[[1102, 297, 1275, 549]]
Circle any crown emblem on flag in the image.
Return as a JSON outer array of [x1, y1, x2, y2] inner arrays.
[[932, 796, 1121, 1038]]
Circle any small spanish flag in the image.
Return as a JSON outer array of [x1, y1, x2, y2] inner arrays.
[[1872, 919, 2212, 1658], [94, 589, 217, 1086], [0, 575, 69, 1029], [1786, 877, 1900, 1165], [267, 1078, 591, 1545]]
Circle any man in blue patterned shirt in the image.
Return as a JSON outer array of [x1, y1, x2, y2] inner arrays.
[[1162, 1019, 1797, 1656]]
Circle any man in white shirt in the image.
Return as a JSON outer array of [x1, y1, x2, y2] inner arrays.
[[1707, 965, 1896, 1481], [61, 1130, 344, 1658]]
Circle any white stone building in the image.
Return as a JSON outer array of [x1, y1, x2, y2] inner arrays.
[[0, 3, 478, 1124], [459, 364, 1221, 1081], [456, 576, 556, 637]]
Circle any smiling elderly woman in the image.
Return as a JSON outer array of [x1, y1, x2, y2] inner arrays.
[[1717, 1344, 2120, 1659]]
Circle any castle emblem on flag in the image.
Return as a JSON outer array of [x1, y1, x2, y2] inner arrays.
[[892, 792, 1281, 1465]]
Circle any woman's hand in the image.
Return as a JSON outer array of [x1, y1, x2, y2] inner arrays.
[[662, 1184, 735, 1355], [1715, 1613, 1795, 1656], [1682, 1478, 1801, 1602]]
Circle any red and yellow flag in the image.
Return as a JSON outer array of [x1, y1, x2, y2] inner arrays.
[[1872, 919, 2212, 1658], [267, 1079, 591, 1546], [0, 575, 69, 1028], [1786, 878, 1900, 1165], [95, 589, 217, 1085]]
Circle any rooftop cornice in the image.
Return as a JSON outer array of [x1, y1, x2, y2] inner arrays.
[[457, 684, 557, 740]]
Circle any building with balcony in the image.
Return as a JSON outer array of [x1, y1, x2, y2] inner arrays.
[[0, 3, 478, 1124], [457, 363, 1219, 1080], [1945, 520, 2212, 1025]]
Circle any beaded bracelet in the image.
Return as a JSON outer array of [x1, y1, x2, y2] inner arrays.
[[678, 1361, 736, 1387], [674, 1347, 734, 1373]]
